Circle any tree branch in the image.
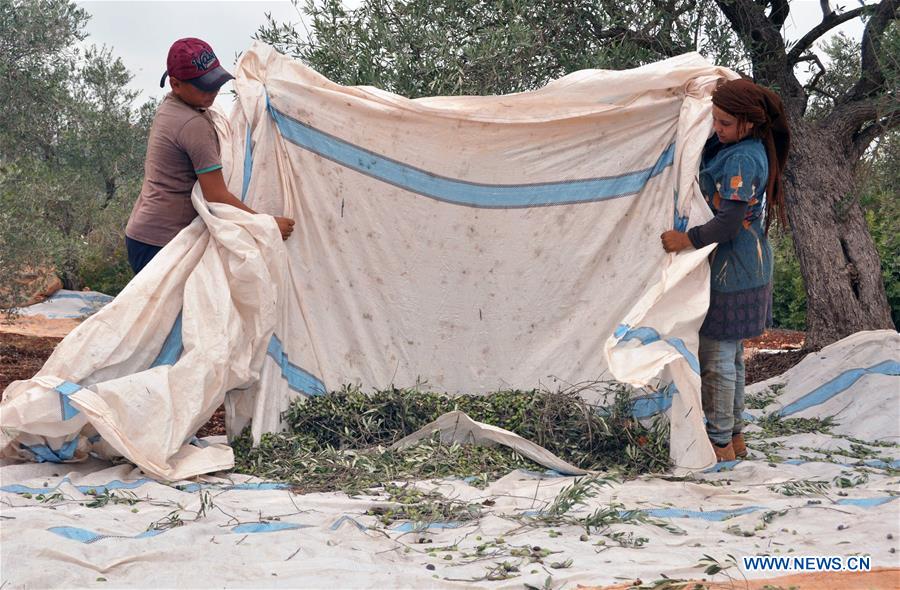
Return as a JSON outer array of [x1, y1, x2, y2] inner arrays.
[[786, 4, 877, 65], [714, 0, 806, 116], [582, 9, 693, 58], [795, 53, 827, 93], [581, 0, 698, 57], [808, 85, 838, 100], [825, 95, 899, 153], [769, 0, 790, 27], [593, 26, 688, 56], [713, 0, 785, 65], [842, 0, 899, 102], [851, 109, 900, 159]]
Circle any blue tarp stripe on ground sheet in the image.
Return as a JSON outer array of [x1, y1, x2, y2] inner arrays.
[[777, 360, 900, 416]]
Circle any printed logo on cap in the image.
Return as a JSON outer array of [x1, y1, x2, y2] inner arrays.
[[192, 50, 217, 72]]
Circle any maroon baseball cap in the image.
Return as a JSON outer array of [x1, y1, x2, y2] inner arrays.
[[159, 37, 234, 92]]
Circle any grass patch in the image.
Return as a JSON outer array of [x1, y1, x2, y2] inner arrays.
[[232, 383, 671, 493]]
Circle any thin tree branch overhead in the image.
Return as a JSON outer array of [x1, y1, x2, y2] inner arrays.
[[786, 4, 878, 65], [769, 0, 790, 27], [852, 109, 900, 159], [583, 15, 690, 57], [826, 96, 892, 144], [843, 0, 899, 102], [713, 0, 785, 63], [795, 52, 828, 92], [714, 0, 808, 115]]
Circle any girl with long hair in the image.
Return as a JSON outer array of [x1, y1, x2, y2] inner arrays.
[[661, 78, 791, 462]]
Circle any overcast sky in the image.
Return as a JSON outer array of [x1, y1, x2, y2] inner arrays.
[[77, 1, 303, 110], [76, 0, 867, 112]]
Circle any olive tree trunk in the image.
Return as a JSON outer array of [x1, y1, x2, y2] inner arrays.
[[783, 122, 894, 349]]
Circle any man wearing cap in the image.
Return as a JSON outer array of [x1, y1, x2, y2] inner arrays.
[[125, 37, 294, 274]]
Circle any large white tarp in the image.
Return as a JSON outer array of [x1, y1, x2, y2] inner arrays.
[[0, 44, 738, 479], [1, 331, 897, 588]]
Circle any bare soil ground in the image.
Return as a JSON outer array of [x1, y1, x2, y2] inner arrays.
[[0, 328, 813, 438], [0, 332, 62, 391], [743, 327, 808, 385]]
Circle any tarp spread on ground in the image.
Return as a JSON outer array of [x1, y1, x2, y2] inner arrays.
[[0, 43, 739, 479], [1, 331, 897, 588], [10, 290, 113, 320]]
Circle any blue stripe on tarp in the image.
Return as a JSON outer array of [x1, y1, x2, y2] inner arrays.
[[703, 459, 741, 472], [626, 500, 897, 522], [52, 522, 313, 543], [267, 100, 675, 209], [241, 125, 253, 202], [527, 497, 891, 523], [666, 338, 700, 374], [47, 292, 114, 303], [48, 526, 164, 544], [151, 312, 184, 368], [145, 314, 325, 395], [613, 324, 701, 375], [673, 189, 688, 232], [48, 526, 103, 543], [779, 458, 900, 469], [3, 477, 300, 496], [525, 505, 762, 522], [330, 515, 367, 530], [171, 481, 294, 493], [54, 381, 81, 395], [1, 477, 154, 495], [836, 496, 897, 508], [227, 482, 292, 491], [864, 458, 900, 469], [631, 382, 678, 419], [231, 522, 308, 534], [19, 438, 79, 463], [76, 479, 153, 494], [55, 381, 82, 420], [267, 334, 326, 396], [777, 360, 900, 416], [643, 506, 761, 521]]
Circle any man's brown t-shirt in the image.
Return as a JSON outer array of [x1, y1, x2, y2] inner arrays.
[[125, 93, 222, 247]]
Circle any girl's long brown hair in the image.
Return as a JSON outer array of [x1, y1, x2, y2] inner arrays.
[[712, 79, 791, 233]]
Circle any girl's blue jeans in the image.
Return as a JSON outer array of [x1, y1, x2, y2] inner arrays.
[[699, 335, 745, 446]]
